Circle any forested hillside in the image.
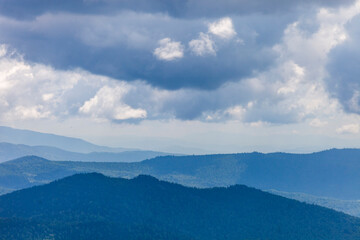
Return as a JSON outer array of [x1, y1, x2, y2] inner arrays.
[[1, 173, 360, 240]]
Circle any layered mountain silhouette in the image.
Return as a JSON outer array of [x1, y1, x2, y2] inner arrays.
[[0, 125, 131, 153], [2, 149, 360, 200], [0, 142, 172, 163], [1, 173, 360, 240], [268, 189, 360, 217]]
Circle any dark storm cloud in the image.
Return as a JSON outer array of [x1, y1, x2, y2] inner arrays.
[[0, 0, 187, 19], [327, 14, 360, 113], [0, 0, 355, 92], [0, 12, 279, 90], [0, 0, 355, 19]]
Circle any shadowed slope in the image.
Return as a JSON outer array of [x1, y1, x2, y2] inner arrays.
[[0, 173, 360, 240]]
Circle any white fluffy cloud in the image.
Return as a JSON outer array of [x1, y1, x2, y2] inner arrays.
[[181, 1, 360, 127], [156, 17, 237, 59], [0, 45, 6, 57], [189, 32, 216, 56], [79, 85, 147, 121], [336, 124, 360, 134], [0, 45, 147, 122], [309, 118, 328, 127], [153, 38, 184, 61], [208, 17, 236, 39], [238, 1, 360, 124]]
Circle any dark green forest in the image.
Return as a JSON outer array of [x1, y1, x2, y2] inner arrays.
[[0, 173, 360, 240]]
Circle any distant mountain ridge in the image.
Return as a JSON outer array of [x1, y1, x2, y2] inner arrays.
[[2, 148, 360, 200], [0, 125, 131, 153], [141, 149, 360, 199], [1, 173, 360, 240], [268, 189, 360, 217], [0, 142, 174, 163]]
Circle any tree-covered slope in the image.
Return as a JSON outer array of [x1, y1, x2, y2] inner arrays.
[[1, 173, 360, 240]]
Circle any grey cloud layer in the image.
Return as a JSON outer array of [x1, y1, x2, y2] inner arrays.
[[0, 0, 355, 19], [0, 12, 283, 90], [0, 0, 355, 91], [327, 14, 360, 114], [0, 0, 359, 125]]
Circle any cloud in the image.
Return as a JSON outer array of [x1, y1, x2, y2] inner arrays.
[[1, 0, 360, 154], [309, 118, 328, 127], [0, 45, 147, 122], [0, 42, 295, 123], [208, 17, 236, 39], [79, 85, 147, 121], [189, 32, 216, 56], [0, 11, 278, 90], [326, 2, 360, 115], [336, 124, 360, 134], [192, 1, 360, 124], [0, 44, 6, 57], [153, 38, 184, 61], [12, 105, 51, 120], [0, 0, 347, 125], [1, 1, 360, 129], [0, 0, 355, 19]]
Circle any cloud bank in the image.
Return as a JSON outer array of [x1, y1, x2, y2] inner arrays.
[[0, 0, 360, 146]]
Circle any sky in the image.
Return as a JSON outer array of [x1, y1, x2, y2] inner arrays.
[[1, 0, 360, 154]]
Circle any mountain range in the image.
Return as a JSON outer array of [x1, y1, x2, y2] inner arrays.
[[2, 149, 360, 199], [268, 189, 360, 217], [0, 125, 132, 153], [2, 148, 360, 217], [1, 126, 360, 238], [1, 173, 360, 240], [0, 142, 173, 163]]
